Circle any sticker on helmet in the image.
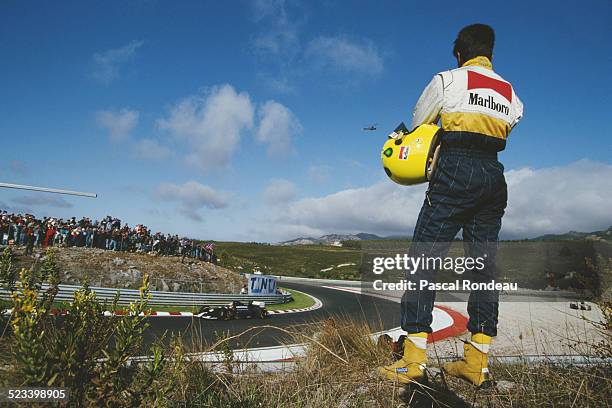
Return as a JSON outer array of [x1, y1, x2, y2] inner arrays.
[[383, 147, 393, 158], [398, 146, 409, 160]]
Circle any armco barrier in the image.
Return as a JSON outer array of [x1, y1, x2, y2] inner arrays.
[[0, 283, 292, 307]]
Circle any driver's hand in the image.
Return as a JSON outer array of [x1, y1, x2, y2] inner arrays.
[[388, 131, 401, 139]]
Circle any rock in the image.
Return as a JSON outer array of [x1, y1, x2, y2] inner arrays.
[[109, 270, 130, 286], [160, 279, 170, 292], [172, 282, 181, 292], [129, 269, 142, 283], [495, 380, 516, 391], [112, 258, 125, 266]]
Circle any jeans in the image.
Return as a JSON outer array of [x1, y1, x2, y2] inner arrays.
[[401, 147, 506, 337]]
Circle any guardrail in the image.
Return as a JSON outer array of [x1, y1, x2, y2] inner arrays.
[[0, 283, 293, 307]]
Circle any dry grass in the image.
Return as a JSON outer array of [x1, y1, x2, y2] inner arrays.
[[174, 318, 407, 407], [170, 320, 611, 408]]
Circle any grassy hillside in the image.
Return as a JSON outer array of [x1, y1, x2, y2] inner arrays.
[[216, 240, 611, 294], [215, 242, 362, 280]]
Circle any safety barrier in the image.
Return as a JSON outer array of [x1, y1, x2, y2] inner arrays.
[[0, 283, 293, 307]]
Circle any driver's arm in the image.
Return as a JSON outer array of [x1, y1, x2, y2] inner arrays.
[[411, 74, 443, 130]]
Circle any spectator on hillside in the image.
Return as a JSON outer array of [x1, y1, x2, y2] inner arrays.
[[0, 210, 216, 263]]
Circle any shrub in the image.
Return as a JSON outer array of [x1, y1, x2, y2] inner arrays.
[[0, 249, 188, 407]]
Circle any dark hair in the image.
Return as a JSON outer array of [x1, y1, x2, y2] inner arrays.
[[453, 24, 495, 63]]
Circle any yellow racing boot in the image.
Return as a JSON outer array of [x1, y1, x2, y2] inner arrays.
[[378, 332, 428, 383], [443, 333, 492, 387]]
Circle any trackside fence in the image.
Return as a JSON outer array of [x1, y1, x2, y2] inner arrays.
[[0, 283, 292, 307]]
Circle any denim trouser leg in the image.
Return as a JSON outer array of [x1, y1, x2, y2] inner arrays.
[[401, 150, 507, 337]]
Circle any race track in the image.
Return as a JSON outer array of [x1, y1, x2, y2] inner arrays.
[[142, 281, 401, 350]]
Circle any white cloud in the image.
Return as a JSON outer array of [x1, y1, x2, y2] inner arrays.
[[155, 181, 231, 222], [259, 74, 297, 94], [276, 181, 423, 236], [92, 40, 144, 84], [133, 139, 173, 160], [253, 30, 298, 56], [0, 200, 33, 215], [266, 160, 612, 239], [252, 0, 286, 21], [96, 108, 139, 142], [249, 223, 325, 243], [157, 85, 254, 171], [251, 0, 299, 56], [308, 164, 331, 184], [263, 179, 297, 206], [250, 0, 304, 94], [305, 35, 384, 76], [11, 195, 73, 209], [256, 100, 301, 156], [503, 160, 612, 238]]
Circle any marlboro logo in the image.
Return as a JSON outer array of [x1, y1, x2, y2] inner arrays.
[[398, 146, 409, 160], [469, 92, 509, 115], [468, 71, 512, 102]]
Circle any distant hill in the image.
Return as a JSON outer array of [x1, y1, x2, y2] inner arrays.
[[355, 233, 383, 240], [279, 227, 612, 246], [278, 237, 320, 246], [534, 226, 612, 242], [278, 232, 408, 246], [278, 234, 370, 246]]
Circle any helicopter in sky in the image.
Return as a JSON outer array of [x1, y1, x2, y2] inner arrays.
[[362, 123, 378, 131]]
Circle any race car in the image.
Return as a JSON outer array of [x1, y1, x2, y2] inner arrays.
[[569, 301, 592, 311], [198, 300, 268, 320]]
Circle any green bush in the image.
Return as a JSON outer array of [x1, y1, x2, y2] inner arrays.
[[0, 249, 188, 407]]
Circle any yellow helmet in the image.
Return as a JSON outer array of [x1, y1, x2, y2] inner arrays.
[[381, 123, 441, 186]]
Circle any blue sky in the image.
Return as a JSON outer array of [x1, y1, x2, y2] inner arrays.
[[1, 0, 611, 242]]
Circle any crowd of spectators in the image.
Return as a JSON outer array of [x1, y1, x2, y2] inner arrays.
[[0, 210, 216, 263]]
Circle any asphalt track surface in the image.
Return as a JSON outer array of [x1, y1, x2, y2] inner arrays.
[[142, 282, 401, 351]]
